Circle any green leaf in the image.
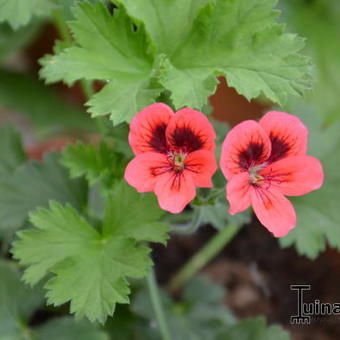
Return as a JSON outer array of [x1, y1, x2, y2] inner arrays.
[[103, 181, 170, 244], [282, 0, 340, 123], [134, 276, 236, 339], [61, 141, 127, 188], [0, 152, 87, 231], [0, 259, 44, 340], [0, 0, 54, 29], [12, 181, 169, 323], [105, 123, 133, 157], [41, 0, 311, 124], [0, 70, 94, 137], [119, 0, 312, 108], [0, 125, 26, 177], [12, 201, 151, 323], [216, 316, 289, 340], [0, 22, 41, 60], [279, 106, 340, 258], [40, 1, 162, 124], [199, 199, 251, 231], [35, 317, 108, 340], [116, 0, 211, 57]]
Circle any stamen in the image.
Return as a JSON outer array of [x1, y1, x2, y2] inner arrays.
[[169, 151, 187, 172], [249, 163, 267, 185]]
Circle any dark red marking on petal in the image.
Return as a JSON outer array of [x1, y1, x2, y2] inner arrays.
[[170, 172, 183, 191], [267, 133, 292, 163], [238, 142, 266, 170], [253, 186, 274, 210], [150, 163, 171, 177], [169, 126, 204, 153], [148, 123, 168, 154]]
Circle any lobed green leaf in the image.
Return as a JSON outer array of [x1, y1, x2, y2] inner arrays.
[[40, 0, 312, 124], [12, 181, 170, 323]]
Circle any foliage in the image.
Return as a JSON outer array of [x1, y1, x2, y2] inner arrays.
[[133, 276, 289, 340], [216, 316, 289, 340], [12, 181, 169, 323], [0, 152, 87, 232], [61, 141, 128, 189], [40, 0, 312, 124], [0, 0, 54, 29], [0, 259, 107, 340], [0, 22, 41, 60], [0, 70, 94, 137], [0, 0, 334, 337], [0, 125, 26, 176], [0, 259, 44, 339], [282, 0, 340, 123], [35, 317, 109, 340]]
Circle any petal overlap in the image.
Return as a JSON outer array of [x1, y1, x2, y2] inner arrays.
[[128, 103, 174, 155], [220, 120, 271, 180], [259, 111, 308, 163]]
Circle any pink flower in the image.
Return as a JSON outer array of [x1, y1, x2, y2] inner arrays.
[[220, 111, 324, 237], [125, 103, 217, 213]]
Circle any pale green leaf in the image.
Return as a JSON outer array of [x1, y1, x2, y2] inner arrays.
[[40, 1, 160, 124], [0, 0, 54, 29], [40, 0, 311, 124], [282, 0, 340, 123], [119, 0, 312, 108]]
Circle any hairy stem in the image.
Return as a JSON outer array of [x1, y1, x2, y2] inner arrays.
[[168, 224, 242, 292], [147, 268, 172, 340]]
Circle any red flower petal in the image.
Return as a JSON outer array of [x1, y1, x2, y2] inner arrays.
[[226, 172, 251, 215], [250, 186, 296, 237], [128, 103, 174, 155], [260, 155, 324, 196], [259, 111, 308, 163], [220, 120, 271, 180], [185, 150, 217, 188], [124, 152, 169, 192], [166, 108, 216, 153], [154, 171, 196, 214]]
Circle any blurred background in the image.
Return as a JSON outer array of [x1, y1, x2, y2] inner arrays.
[[0, 1, 339, 339]]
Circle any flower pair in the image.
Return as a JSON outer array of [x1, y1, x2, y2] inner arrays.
[[124, 103, 324, 237]]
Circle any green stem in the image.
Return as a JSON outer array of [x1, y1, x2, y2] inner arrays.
[[147, 268, 172, 340], [80, 79, 94, 98], [52, 9, 72, 43], [168, 224, 242, 292], [170, 207, 202, 234]]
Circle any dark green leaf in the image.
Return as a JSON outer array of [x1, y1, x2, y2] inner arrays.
[[0, 152, 87, 231]]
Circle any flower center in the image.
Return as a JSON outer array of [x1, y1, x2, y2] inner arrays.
[[249, 164, 266, 185], [170, 152, 186, 172]]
